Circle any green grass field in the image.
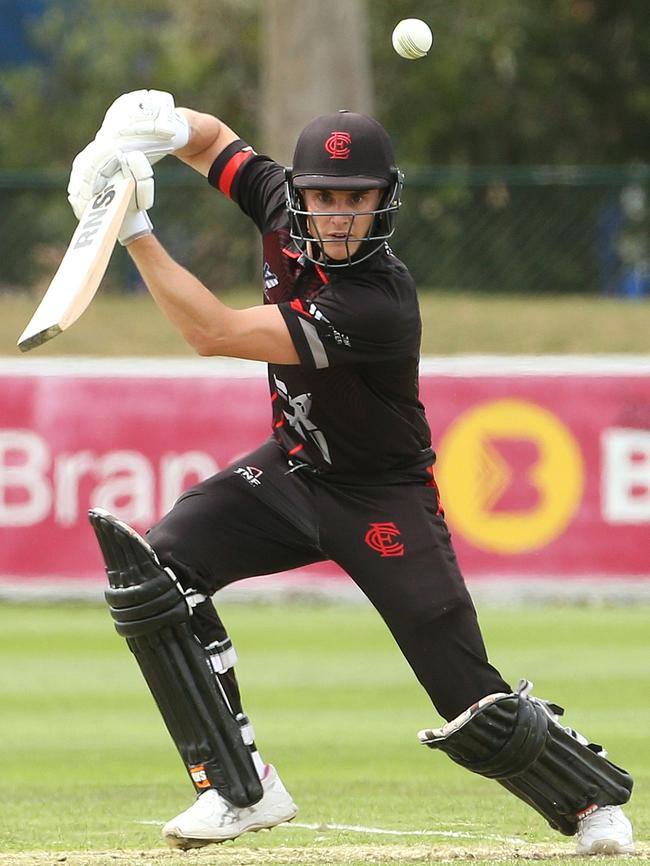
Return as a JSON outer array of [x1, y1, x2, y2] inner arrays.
[[3, 290, 650, 356], [0, 601, 647, 865]]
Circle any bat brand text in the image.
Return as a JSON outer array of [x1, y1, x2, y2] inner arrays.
[[73, 185, 117, 249]]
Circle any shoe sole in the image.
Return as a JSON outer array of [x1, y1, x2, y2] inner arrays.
[[163, 809, 298, 850], [578, 839, 636, 856]]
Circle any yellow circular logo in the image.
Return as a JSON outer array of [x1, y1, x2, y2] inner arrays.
[[436, 399, 584, 554]]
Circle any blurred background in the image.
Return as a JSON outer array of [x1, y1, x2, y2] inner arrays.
[[1, 0, 649, 305]]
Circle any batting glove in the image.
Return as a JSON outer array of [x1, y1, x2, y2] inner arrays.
[[68, 139, 120, 220], [95, 89, 190, 165], [67, 142, 154, 245], [115, 151, 155, 246]]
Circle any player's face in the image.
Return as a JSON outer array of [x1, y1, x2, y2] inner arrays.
[[302, 188, 383, 261]]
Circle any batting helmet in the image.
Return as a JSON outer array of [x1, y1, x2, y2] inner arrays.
[[285, 110, 403, 267]]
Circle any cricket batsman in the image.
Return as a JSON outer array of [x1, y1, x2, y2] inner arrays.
[[67, 90, 635, 854]]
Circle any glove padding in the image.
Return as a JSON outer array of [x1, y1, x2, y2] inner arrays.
[[67, 141, 154, 245], [96, 89, 190, 166], [117, 150, 155, 246]]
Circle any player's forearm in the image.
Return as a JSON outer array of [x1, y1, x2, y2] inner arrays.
[[174, 109, 239, 177], [126, 235, 299, 364], [126, 234, 233, 353]]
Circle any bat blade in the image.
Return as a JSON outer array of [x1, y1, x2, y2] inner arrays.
[[18, 175, 135, 352]]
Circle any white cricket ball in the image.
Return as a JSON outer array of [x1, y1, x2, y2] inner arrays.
[[391, 18, 433, 60]]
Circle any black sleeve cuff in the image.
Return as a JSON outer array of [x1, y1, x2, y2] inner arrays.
[[207, 139, 254, 198]]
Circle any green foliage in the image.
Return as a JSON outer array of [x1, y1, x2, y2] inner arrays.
[[2, 1, 649, 168], [0, 0, 259, 169], [1, 2, 648, 305], [371, 0, 650, 164]]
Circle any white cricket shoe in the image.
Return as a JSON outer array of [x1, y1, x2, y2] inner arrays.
[[575, 805, 635, 855], [162, 765, 298, 850]]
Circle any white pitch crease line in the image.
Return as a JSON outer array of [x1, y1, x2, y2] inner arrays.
[[289, 822, 528, 844], [133, 819, 526, 845]]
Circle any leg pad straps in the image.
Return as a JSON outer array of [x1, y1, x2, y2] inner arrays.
[[419, 682, 633, 835], [89, 507, 263, 807]]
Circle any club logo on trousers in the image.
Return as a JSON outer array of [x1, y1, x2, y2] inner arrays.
[[325, 131, 352, 159], [364, 522, 405, 557]]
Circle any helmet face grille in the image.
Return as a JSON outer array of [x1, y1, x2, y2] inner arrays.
[[284, 171, 403, 269]]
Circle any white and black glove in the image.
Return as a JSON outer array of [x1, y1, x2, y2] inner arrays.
[[95, 89, 190, 165], [67, 90, 188, 245], [67, 140, 155, 245]]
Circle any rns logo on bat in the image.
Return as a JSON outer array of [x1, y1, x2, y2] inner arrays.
[[73, 184, 117, 250], [436, 399, 584, 554]]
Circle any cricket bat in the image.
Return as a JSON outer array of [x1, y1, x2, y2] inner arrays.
[[17, 174, 135, 352]]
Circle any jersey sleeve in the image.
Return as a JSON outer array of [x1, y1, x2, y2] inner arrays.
[[207, 139, 287, 234], [278, 279, 420, 370]]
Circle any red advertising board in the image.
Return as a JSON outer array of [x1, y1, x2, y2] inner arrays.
[[2, 356, 650, 591]]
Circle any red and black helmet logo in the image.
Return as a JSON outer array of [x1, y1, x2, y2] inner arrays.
[[324, 131, 352, 160]]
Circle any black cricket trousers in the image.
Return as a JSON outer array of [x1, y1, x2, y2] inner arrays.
[[147, 439, 510, 722]]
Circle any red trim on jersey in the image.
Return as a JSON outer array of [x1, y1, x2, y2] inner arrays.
[[315, 264, 330, 284], [271, 391, 278, 401], [274, 417, 285, 428], [425, 465, 444, 515], [288, 443, 304, 456], [282, 246, 301, 260], [289, 298, 306, 314], [280, 247, 328, 285], [218, 150, 253, 199]]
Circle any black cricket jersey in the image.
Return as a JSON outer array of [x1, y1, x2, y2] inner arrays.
[[208, 140, 434, 484]]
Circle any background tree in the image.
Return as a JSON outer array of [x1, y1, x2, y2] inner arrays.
[[371, 0, 650, 165], [1, 0, 649, 168], [0, 0, 648, 295], [261, 0, 372, 165], [0, 0, 259, 168]]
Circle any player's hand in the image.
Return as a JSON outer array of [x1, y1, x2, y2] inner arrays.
[[116, 150, 155, 246], [67, 139, 119, 220], [96, 89, 190, 165], [67, 141, 154, 245]]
